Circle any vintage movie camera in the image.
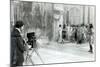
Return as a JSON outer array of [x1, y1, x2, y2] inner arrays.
[[27, 32, 37, 48]]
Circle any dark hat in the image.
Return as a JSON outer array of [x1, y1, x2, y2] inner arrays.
[[89, 24, 93, 28], [59, 24, 61, 27], [14, 20, 24, 28]]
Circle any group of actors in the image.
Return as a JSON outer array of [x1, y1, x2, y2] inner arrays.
[[58, 24, 94, 52]]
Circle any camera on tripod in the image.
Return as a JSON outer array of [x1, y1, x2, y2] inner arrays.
[[27, 32, 37, 48]]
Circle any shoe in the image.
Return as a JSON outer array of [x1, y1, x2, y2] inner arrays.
[[88, 50, 93, 53]]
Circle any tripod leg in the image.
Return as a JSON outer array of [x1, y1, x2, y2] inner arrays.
[[28, 55, 35, 65], [25, 54, 35, 65], [25, 49, 35, 65], [34, 49, 45, 64]]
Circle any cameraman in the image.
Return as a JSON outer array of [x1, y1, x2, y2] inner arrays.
[[11, 21, 27, 66]]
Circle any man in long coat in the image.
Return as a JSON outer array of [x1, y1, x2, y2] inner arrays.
[[11, 21, 26, 66]]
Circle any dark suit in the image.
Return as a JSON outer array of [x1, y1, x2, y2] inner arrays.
[[11, 28, 26, 66]]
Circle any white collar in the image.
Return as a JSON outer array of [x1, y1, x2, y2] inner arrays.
[[16, 28, 21, 33]]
